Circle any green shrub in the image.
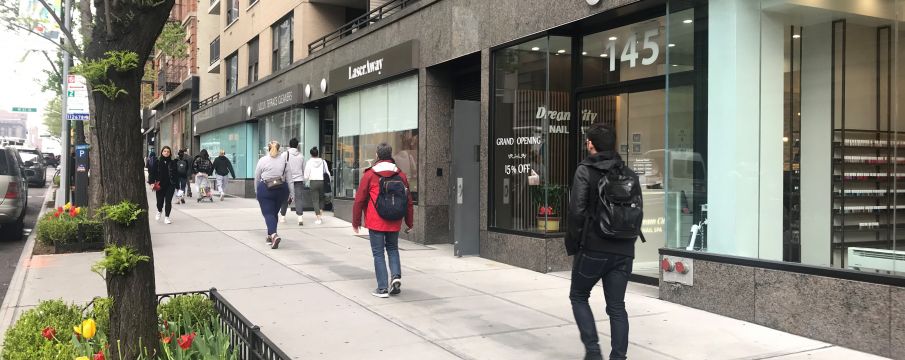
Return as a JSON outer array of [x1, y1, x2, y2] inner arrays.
[[158, 294, 217, 329], [52, 175, 60, 187], [35, 213, 103, 246], [88, 297, 112, 338], [1, 300, 80, 360]]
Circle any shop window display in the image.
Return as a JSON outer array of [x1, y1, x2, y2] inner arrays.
[[336, 75, 419, 200]]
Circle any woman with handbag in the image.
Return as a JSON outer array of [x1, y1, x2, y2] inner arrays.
[[255, 140, 291, 249], [148, 146, 178, 224], [304, 146, 332, 225]]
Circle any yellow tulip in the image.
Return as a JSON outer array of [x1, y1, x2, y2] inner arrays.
[[75, 357, 89, 360], [73, 207, 81, 216], [64, 202, 72, 211], [73, 319, 97, 339]]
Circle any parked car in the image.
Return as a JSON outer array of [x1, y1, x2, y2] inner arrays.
[[42, 152, 58, 167], [17, 148, 47, 187], [0, 147, 31, 238]]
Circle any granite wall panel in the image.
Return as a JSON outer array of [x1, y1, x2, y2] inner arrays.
[[891, 287, 905, 360], [754, 268, 892, 357], [481, 232, 547, 273], [544, 238, 572, 272], [659, 259, 755, 323]]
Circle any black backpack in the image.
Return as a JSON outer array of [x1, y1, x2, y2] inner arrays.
[[176, 159, 188, 176], [596, 163, 646, 242], [374, 173, 408, 221]]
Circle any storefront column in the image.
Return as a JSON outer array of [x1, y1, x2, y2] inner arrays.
[[758, 11, 785, 261], [707, 0, 763, 258], [800, 22, 833, 267]]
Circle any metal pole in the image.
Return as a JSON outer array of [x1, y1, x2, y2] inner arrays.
[[56, 0, 72, 207]]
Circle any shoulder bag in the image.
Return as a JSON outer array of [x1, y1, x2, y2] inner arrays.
[[264, 153, 289, 190], [322, 159, 332, 194]]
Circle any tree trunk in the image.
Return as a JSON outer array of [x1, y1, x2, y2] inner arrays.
[[85, 0, 173, 358]]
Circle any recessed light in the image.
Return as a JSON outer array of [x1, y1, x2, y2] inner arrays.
[[783, 137, 789, 143], [792, 34, 801, 39], [683, 19, 693, 24], [557, 49, 566, 54], [671, 64, 679, 67], [531, 47, 540, 51], [608, 36, 618, 41], [668, 43, 676, 47], [582, 51, 587, 55], [600, 54, 607, 57]]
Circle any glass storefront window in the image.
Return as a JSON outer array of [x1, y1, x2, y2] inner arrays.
[[199, 122, 254, 178], [336, 75, 419, 200], [257, 107, 320, 171]]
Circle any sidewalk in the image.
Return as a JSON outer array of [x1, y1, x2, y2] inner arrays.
[[0, 192, 888, 359]]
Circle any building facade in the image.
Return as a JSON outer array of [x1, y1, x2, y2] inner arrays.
[[190, 1, 905, 357]]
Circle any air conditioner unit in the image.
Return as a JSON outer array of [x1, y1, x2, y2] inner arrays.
[[847, 247, 905, 276]]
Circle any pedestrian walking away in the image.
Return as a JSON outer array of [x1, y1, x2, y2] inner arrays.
[[565, 123, 644, 360], [255, 140, 291, 249], [148, 146, 177, 224], [304, 146, 332, 225], [352, 142, 414, 299], [193, 149, 215, 202], [280, 138, 307, 225], [213, 149, 236, 201], [174, 149, 192, 204]]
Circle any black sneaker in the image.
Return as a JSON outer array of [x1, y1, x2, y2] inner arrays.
[[583, 351, 603, 360], [271, 234, 281, 249], [371, 289, 389, 298], [390, 276, 402, 295], [266, 235, 272, 244]]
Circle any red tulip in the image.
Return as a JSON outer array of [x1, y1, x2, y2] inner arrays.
[[41, 326, 55, 340], [177, 332, 196, 350], [53, 210, 61, 218], [94, 351, 105, 360]]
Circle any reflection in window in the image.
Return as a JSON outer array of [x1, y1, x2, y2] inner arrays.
[[272, 14, 293, 72]]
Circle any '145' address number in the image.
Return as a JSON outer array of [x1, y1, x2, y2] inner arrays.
[[604, 28, 660, 71]]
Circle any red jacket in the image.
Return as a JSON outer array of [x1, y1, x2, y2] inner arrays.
[[352, 160, 414, 232]]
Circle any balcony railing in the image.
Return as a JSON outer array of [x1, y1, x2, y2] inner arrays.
[[157, 64, 188, 92], [210, 36, 220, 66], [199, 93, 220, 108], [308, 0, 418, 54]]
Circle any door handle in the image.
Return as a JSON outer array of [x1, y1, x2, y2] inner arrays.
[[457, 178, 463, 205]]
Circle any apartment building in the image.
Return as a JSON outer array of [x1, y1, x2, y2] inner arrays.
[[145, 0, 199, 155]]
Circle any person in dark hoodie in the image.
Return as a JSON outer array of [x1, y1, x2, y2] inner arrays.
[[565, 123, 639, 360], [352, 143, 414, 299], [174, 149, 192, 204], [147, 146, 178, 224], [212, 150, 236, 201]]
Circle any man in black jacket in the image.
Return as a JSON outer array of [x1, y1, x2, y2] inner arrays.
[[566, 123, 637, 360], [212, 150, 236, 201]]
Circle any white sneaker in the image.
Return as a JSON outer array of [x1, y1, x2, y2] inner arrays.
[[280, 215, 286, 223], [315, 219, 322, 225], [297, 218, 304, 226], [164, 217, 172, 224], [219, 192, 224, 201], [155, 212, 161, 221]]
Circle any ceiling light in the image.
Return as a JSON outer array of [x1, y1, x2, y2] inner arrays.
[[601, 54, 607, 57], [557, 49, 566, 54], [668, 43, 676, 47], [582, 51, 587, 55], [792, 34, 801, 39], [783, 137, 789, 143], [531, 47, 540, 51], [608, 36, 618, 41], [683, 19, 693, 24], [672, 64, 679, 67]]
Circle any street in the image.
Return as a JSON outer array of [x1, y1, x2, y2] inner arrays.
[[0, 168, 50, 304]]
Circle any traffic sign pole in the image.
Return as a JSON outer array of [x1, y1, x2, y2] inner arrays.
[[55, 0, 72, 208]]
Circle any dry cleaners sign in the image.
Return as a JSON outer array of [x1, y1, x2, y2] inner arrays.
[[329, 40, 419, 93]]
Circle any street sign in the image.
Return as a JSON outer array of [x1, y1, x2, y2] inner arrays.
[[66, 75, 90, 121], [11, 107, 37, 113]]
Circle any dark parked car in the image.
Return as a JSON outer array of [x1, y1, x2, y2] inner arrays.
[[42, 152, 58, 167], [17, 148, 46, 187]]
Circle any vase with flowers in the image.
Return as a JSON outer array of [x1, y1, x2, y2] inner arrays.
[[531, 184, 566, 232]]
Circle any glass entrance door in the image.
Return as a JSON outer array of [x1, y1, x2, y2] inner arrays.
[[578, 89, 667, 278]]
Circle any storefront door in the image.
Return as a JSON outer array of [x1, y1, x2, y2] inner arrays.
[[578, 88, 668, 279], [453, 100, 481, 256]]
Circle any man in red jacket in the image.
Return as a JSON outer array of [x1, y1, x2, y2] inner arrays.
[[353, 143, 414, 298]]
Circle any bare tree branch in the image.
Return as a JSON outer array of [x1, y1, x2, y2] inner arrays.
[[41, 50, 62, 79], [5, 22, 76, 55], [35, 0, 84, 58]]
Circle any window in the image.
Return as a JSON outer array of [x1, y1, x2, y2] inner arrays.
[[226, 0, 239, 25], [336, 75, 418, 200], [200, 123, 255, 178], [225, 52, 238, 95], [247, 37, 259, 84], [272, 14, 293, 72]]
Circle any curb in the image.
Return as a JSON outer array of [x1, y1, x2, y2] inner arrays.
[[0, 185, 55, 346]]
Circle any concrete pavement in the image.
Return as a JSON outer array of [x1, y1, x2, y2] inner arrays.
[[0, 192, 889, 359]]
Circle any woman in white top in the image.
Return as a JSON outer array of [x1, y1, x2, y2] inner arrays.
[[303, 146, 332, 224], [254, 140, 291, 249]]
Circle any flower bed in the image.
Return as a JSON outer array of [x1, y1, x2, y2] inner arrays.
[[35, 203, 105, 254], [1, 289, 290, 360]]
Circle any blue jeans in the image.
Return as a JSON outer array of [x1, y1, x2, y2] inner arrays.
[[256, 182, 289, 236], [569, 251, 633, 360], [177, 176, 188, 195], [369, 230, 401, 290]]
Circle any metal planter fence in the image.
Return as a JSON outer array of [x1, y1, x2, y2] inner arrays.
[[156, 288, 290, 360]]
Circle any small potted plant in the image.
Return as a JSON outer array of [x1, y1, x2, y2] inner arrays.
[[531, 184, 565, 232]]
